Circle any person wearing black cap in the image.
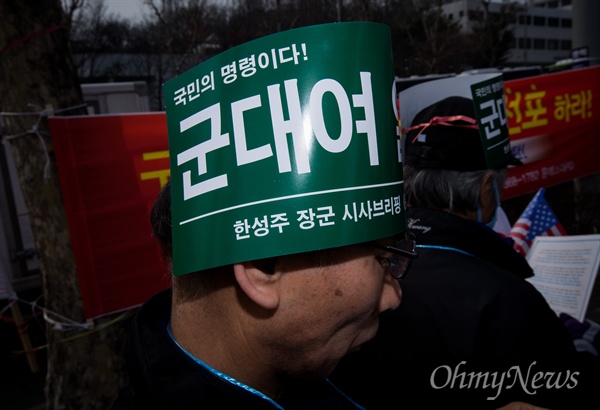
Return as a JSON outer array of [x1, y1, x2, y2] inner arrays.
[[330, 96, 600, 410]]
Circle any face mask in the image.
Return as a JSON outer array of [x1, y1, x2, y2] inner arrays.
[[477, 177, 500, 229]]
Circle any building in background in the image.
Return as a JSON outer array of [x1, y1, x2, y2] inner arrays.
[[441, 0, 573, 66], [81, 81, 150, 114]]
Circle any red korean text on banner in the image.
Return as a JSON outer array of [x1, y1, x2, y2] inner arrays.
[[49, 113, 170, 319], [503, 66, 600, 199]]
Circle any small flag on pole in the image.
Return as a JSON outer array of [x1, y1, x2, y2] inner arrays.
[[509, 188, 567, 256]]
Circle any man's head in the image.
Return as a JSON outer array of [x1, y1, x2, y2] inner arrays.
[[151, 180, 412, 383], [402, 96, 513, 224], [404, 96, 520, 172], [155, 22, 417, 389]]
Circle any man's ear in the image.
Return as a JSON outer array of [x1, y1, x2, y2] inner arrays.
[[233, 261, 281, 310]]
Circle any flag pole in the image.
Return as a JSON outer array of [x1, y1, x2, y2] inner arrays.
[[10, 300, 39, 374]]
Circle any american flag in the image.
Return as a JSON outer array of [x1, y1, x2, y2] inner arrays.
[[509, 188, 567, 256]]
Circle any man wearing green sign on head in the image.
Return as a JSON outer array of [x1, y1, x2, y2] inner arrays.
[[112, 22, 417, 409]]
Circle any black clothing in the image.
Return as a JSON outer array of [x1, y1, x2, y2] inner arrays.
[[331, 207, 600, 410], [112, 289, 363, 410]]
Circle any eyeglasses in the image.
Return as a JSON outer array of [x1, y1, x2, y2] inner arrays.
[[371, 232, 417, 280]]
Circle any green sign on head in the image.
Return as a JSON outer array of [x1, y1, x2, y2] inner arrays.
[[164, 22, 406, 276], [470, 76, 513, 169]]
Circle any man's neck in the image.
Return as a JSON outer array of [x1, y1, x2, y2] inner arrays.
[[169, 295, 282, 399]]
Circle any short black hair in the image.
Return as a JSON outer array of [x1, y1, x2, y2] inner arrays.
[[150, 180, 172, 266]]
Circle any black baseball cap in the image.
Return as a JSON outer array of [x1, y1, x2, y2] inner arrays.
[[403, 96, 522, 171]]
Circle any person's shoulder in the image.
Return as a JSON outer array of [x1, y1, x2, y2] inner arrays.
[[132, 288, 172, 327]]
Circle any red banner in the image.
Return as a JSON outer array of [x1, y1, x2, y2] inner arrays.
[[503, 66, 600, 199], [49, 113, 170, 319]]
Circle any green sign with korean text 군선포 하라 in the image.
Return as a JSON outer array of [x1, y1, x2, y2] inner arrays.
[[163, 22, 406, 276]]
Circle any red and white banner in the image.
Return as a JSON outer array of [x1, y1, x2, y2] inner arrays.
[[49, 113, 170, 319], [47, 66, 599, 318], [502, 66, 600, 199]]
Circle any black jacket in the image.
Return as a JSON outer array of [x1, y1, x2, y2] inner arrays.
[[331, 207, 600, 410], [112, 289, 365, 410]]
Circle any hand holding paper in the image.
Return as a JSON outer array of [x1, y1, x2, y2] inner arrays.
[[525, 234, 600, 321]]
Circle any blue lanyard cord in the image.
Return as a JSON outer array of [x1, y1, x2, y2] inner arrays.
[[166, 323, 285, 410], [325, 379, 368, 410], [416, 244, 474, 257]]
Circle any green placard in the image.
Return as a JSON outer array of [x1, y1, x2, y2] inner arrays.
[[470, 76, 512, 169], [164, 22, 405, 276]]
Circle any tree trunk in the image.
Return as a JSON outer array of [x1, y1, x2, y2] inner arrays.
[[0, 1, 127, 408]]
